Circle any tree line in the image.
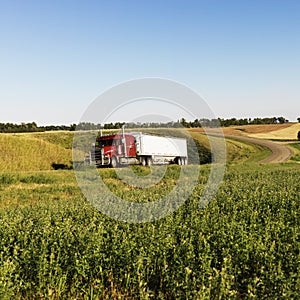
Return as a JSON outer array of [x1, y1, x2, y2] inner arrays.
[[0, 122, 76, 133], [0, 116, 297, 133], [87, 116, 292, 129]]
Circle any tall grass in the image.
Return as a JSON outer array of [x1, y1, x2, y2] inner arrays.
[[19, 131, 74, 149], [289, 143, 300, 161], [0, 134, 71, 172]]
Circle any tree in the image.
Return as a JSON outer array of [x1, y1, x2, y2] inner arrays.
[[277, 117, 287, 124], [180, 118, 189, 128], [297, 117, 300, 123], [69, 124, 77, 131]]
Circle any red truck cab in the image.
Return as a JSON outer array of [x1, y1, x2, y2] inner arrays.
[[93, 134, 136, 167]]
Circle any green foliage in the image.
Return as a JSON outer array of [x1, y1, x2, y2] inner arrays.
[[0, 164, 299, 298], [0, 173, 56, 185], [0, 122, 75, 133], [289, 143, 300, 161], [0, 122, 42, 133]]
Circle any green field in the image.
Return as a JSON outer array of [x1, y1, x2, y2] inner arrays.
[[289, 143, 300, 162], [0, 131, 299, 299]]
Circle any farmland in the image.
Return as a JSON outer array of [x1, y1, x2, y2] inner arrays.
[[0, 129, 299, 299], [248, 123, 300, 141], [189, 123, 300, 141]]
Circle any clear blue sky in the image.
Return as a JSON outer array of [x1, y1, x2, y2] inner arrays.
[[1, 0, 299, 125]]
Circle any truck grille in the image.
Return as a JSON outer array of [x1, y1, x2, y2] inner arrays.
[[91, 148, 101, 162]]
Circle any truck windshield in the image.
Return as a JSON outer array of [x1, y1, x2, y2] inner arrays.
[[99, 139, 113, 147]]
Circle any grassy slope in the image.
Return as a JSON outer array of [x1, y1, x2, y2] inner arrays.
[[189, 131, 271, 164], [16, 131, 74, 149], [288, 143, 300, 162], [0, 134, 72, 172]]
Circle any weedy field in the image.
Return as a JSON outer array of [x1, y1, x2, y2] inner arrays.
[[0, 131, 299, 299], [0, 133, 72, 172], [289, 143, 300, 162]]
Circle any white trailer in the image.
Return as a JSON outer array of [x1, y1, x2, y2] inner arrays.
[[132, 133, 188, 166]]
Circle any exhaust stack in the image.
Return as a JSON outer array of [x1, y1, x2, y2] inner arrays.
[[99, 125, 103, 137], [122, 125, 127, 157]]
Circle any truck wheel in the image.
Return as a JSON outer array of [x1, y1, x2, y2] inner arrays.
[[141, 157, 146, 166], [177, 157, 182, 165], [110, 156, 118, 168], [146, 157, 152, 166]]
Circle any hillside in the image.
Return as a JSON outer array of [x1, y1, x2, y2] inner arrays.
[[16, 131, 74, 149], [0, 134, 72, 172], [248, 123, 300, 140], [0, 129, 273, 173], [189, 123, 294, 136]]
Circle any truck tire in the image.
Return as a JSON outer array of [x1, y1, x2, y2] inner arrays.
[[110, 156, 118, 168], [177, 157, 182, 165], [146, 157, 152, 166], [141, 157, 146, 166]]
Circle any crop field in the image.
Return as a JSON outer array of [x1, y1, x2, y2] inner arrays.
[[188, 123, 293, 136], [248, 123, 300, 140], [0, 131, 299, 299]]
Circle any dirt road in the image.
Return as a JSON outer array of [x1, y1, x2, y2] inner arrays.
[[206, 133, 293, 163], [224, 135, 293, 163]]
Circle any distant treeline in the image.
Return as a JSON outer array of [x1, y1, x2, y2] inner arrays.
[[81, 116, 291, 130], [0, 117, 294, 133], [0, 122, 76, 133]]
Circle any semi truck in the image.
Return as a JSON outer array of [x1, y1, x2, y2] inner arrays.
[[87, 126, 188, 168]]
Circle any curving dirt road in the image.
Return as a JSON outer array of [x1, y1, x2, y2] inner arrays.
[[223, 135, 294, 163]]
